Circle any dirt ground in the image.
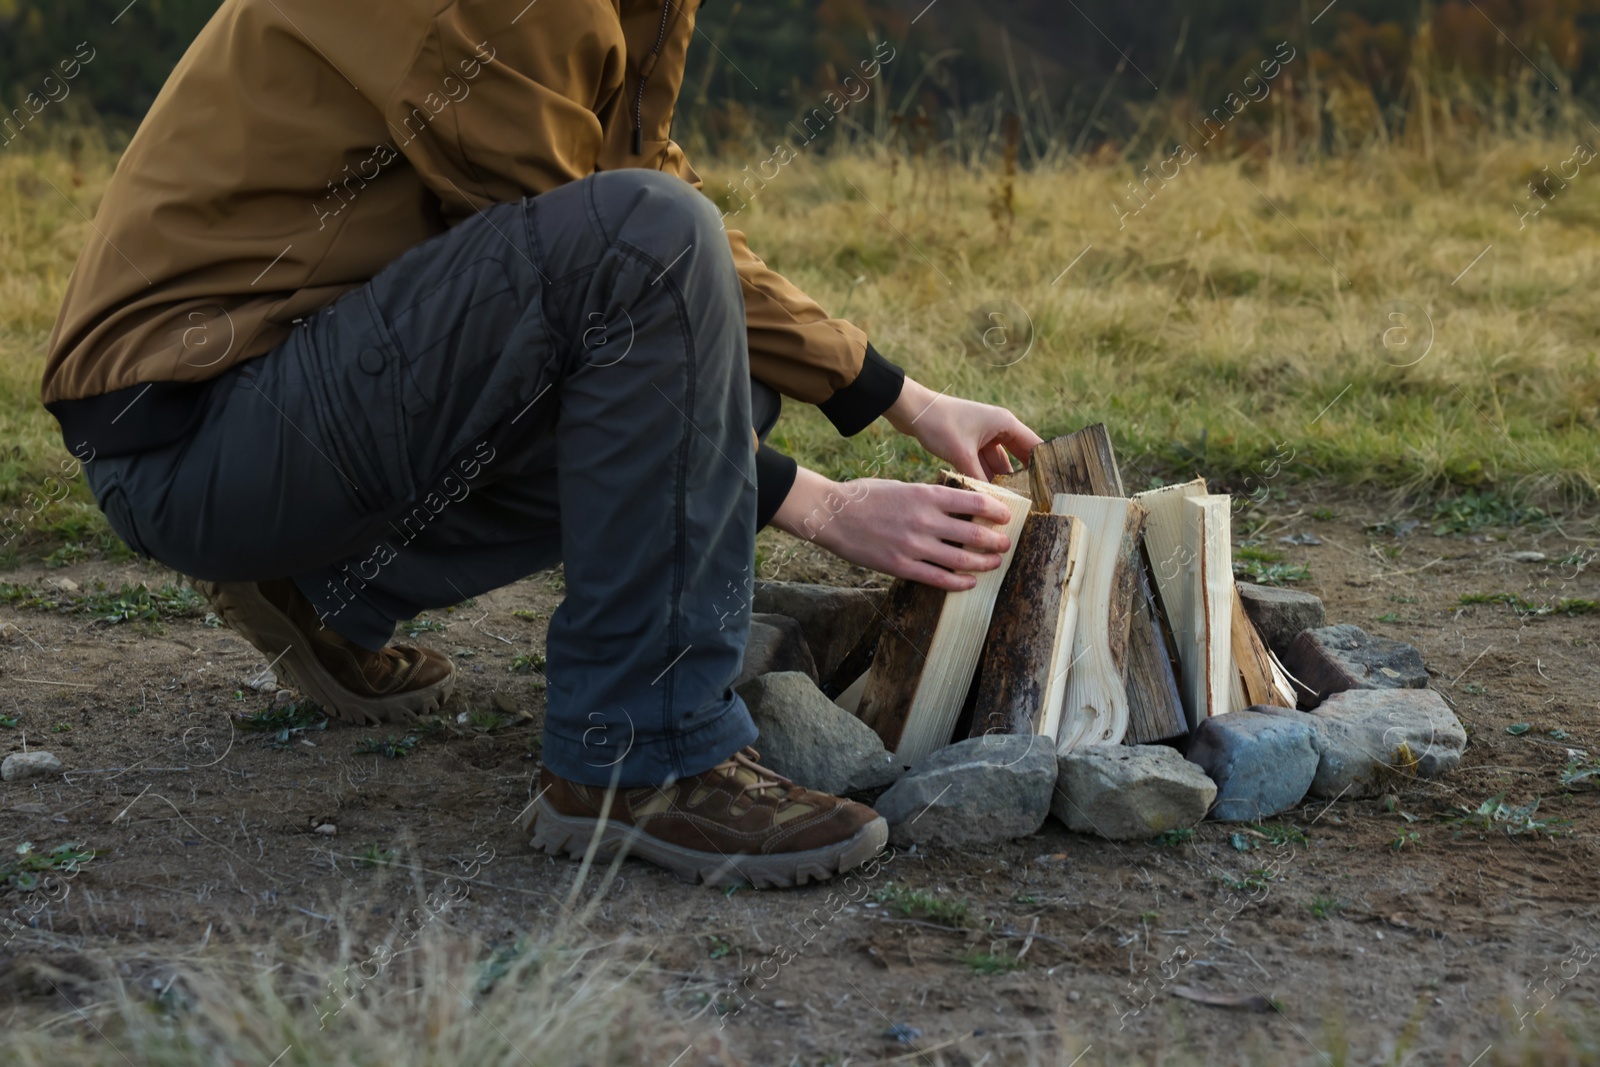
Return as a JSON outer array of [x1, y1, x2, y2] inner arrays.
[[2, 488, 1599, 1065]]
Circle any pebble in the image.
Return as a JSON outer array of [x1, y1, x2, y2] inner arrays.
[[2, 751, 63, 782], [43, 577, 78, 593], [1507, 551, 1547, 563]]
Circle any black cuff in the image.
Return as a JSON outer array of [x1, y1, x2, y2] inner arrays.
[[817, 343, 904, 437], [754, 443, 798, 530]]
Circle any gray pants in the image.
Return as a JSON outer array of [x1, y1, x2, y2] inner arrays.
[[86, 170, 767, 788]]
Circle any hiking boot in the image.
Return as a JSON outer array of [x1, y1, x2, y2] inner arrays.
[[527, 748, 888, 888], [194, 578, 455, 725]]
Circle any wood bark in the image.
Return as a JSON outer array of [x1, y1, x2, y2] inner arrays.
[[1028, 425, 1187, 743], [966, 513, 1081, 738]]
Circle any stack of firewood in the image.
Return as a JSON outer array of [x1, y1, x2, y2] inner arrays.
[[823, 424, 1295, 765]]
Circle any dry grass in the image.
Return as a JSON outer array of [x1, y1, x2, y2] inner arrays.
[[699, 137, 1600, 509], [3, 130, 1598, 564], [2, 923, 723, 1067]]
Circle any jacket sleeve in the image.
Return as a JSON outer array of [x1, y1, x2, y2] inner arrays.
[[660, 143, 906, 436]]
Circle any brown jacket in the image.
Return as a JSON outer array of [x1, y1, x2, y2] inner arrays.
[[43, 0, 901, 455]]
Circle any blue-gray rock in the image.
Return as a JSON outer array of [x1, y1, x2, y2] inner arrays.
[[1053, 744, 1217, 840], [1281, 624, 1428, 707], [1297, 688, 1467, 798], [1187, 709, 1318, 821], [735, 614, 818, 688], [1236, 582, 1326, 658], [752, 582, 885, 682], [874, 735, 1057, 847], [735, 671, 899, 795]]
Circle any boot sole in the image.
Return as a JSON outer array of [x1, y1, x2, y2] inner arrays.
[[526, 797, 889, 889], [195, 580, 455, 726]]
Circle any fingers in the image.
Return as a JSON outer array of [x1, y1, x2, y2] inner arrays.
[[929, 486, 1013, 526], [998, 412, 1045, 459], [896, 558, 979, 591], [979, 441, 1013, 481], [919, 538, 1006, 574], [948, 450, 986, 482], [928, 512, 1012, 554]]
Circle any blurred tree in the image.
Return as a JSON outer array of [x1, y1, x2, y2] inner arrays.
[[1, 0, 1595, 149]]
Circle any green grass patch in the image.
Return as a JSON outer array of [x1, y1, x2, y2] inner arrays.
[[235, 701, 329, 746], [1430, 491, 1548, 535], [960, 951, 1024, 976], [1448, 794, 1570, 838], [355, 735, 422, 759], [874, 883, 970, 927], [1233, 560, 1311, 585], [2, 841, 99, 892], [1309, 896, 1344, 920], [509, 652, 546, 675], [1459, 593, 1600, 616]]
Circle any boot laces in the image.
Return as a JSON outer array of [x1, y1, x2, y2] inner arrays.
[[711, 747, 794, 800]]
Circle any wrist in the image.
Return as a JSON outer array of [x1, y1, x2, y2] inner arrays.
[[771, 466, 866, 551], [885, 376, 937, 437]]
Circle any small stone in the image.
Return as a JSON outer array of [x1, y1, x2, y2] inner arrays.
[[272, 689, 296, 707], [1236, 582, 1326, 658], [2, 751, 63, 782], [312, 823, 337, 836], [1507, 551, 1547, 563], [1280, 624, 1428, 707], [244, 670, 279, 693], [734, 614, 818, 688], [1186, 709, 1318, 822], [752, 582, 885, 682], [490, 692, 518, 715], [43, 577, 78, 594], [735, 672, 899, 794], [1294, 688, 1467, 798], [873, 735, 1057, 848], [1053, 744, 1216, 840], [0, 622, 23, 642]]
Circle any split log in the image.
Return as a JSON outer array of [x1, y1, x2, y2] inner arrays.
[[1049, 494, 1147, 751], [857, 473, 1032, 763], [966, 514, 1083, 739], [1231, 585, 1296, 708], [1131, 478, 1209, 727], [1030, 426, 1187, 744], [1182, 494, 1241, 724], [1029, 425, 1126, 506]]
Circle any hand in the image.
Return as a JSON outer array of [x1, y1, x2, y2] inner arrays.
[[885, 377, 1042, 481], [771, 468, 1014, 591]]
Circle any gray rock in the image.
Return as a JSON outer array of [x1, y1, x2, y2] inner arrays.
[[1296, 688, 1467, 798], [2, 751, 63, 782], [874, 735, 1057, 848], [736, 672, 899, 794], [1187, 709, 1318, 821], [735, 614, 818, 688], [753, 582, 885, 682], [1281, 624, 1428, 707], [1236, 582, 1326, 657], [1053, 745, 1217, 840]]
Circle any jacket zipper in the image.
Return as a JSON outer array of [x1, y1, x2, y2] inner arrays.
[[633, 0, 674, 154]]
